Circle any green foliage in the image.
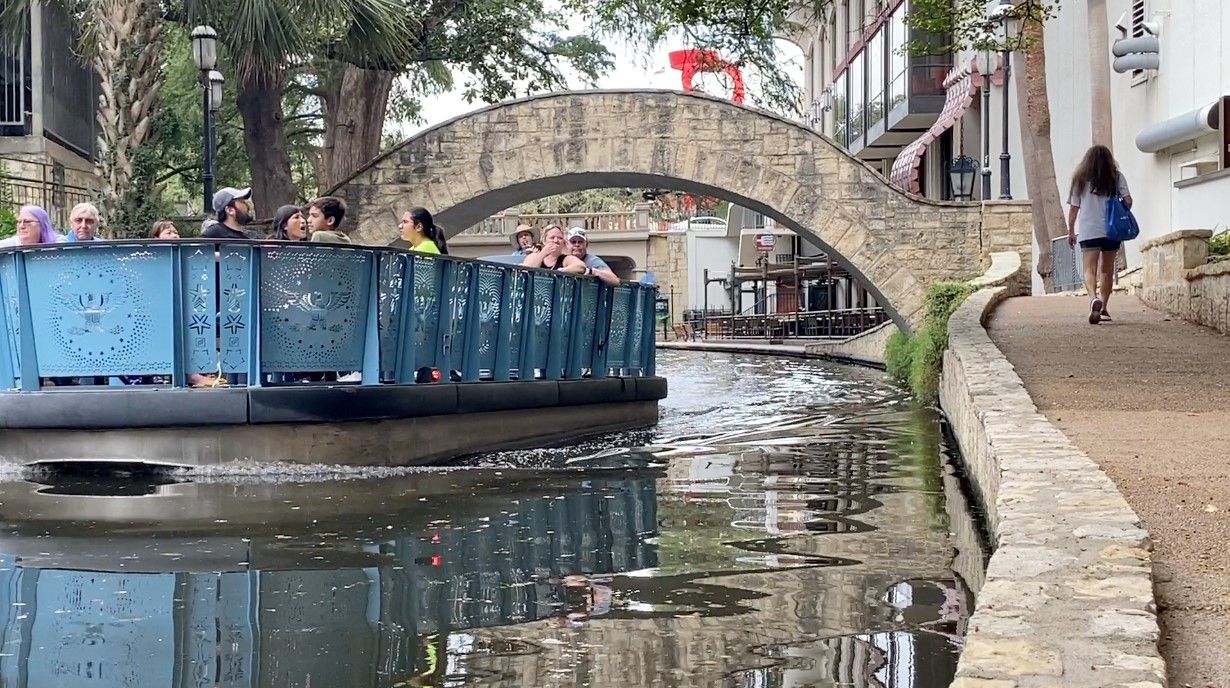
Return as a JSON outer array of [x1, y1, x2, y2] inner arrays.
[[0, 161, 14, 240], [884, 282, 975, 403], [903, 0, 1060, 54], [1209, 230, 1230, 257]]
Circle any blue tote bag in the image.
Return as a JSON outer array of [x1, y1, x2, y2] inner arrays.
[[1106, 196, 1140, 242]]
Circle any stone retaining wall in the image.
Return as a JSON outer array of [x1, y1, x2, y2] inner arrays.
[[1139, 229, 1230, 334], [940, 252, 1164, 687]]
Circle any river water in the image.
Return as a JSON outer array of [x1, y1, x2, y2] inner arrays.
[[0, 350, 987, 687]]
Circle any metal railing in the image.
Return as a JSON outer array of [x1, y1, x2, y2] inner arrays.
[[464, 210, 647, 236], [0, 240, 657, 390], [0, 166, 94, 229], [1, 40, 26, 127], [698, 307, 890, 340]]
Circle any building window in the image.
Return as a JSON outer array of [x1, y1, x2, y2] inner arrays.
[[847, 52, 865, 148], [867, 29, 886, 131], [888, 6, 907, 109], [832, 73, 848, 144]]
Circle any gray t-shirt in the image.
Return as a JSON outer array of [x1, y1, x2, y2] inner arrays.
[[1069, 172, 1129, 241], [580, 253, 610, 271]]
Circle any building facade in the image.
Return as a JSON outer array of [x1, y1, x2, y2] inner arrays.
[[794, 0, 1230, 287]]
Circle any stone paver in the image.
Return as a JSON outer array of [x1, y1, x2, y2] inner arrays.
[[988, 294, 1230, 688]]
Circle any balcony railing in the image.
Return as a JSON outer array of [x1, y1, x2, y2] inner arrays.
[[0, 240, 657, 391], [463, 210, 655, 236], [1, 43, 26, 128], [0, 162, 93, 228], [694, 307, 889, 340]]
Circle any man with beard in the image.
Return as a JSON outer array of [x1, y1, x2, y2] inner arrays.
[[202, 187, 255, 239]]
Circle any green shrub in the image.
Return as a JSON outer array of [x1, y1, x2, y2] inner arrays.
[[1210, 230, 1230, 257], [0, 206, 14, 240], [884, 281, 975, 403]]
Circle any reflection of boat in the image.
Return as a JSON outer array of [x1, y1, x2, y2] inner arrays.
[[0, 473, 659, 687]]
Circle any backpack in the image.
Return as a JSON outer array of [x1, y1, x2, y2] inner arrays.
[[1105, 196, 1140, 242]]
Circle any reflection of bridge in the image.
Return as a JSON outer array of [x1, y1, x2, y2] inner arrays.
[[0, 240, 663, 465], [0, 473, 659, 687], [333, 90, 1033, 329]]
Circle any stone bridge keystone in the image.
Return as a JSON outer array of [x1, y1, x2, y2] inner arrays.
[[331, 90, 1029, 329]]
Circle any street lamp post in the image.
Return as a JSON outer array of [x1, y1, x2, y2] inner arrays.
[[991, 0, 1021, 200], [190, 26, 221, 213]]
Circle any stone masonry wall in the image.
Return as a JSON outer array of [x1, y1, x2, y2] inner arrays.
[[1139, 229, 1230, 334], [647, 233, 688, 325], [331, 90, 1033, 327], [978, 201, 1034, 272], [940, 252, 1164, 687]]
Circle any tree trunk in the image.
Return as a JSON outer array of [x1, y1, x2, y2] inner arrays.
[[1014, 19, 1067, 291], [1087, 0, 1114, 147], [321, 65, 396, 191], [236, 69, 297, 212], [91, 0, 165, 234]]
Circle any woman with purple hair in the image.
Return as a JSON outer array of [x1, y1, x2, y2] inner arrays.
[[0, 206, 64, 247]]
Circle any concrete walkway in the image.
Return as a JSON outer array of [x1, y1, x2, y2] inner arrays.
[[988, 294, 1230, 688]]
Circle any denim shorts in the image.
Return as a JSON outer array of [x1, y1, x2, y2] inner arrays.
[[1079, 237, 1122, 252]]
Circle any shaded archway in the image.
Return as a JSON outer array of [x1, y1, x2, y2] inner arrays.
[[330, 90, 992, 329]]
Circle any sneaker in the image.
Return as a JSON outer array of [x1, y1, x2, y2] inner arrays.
[[337, 371, 362, 382], [1100, 309, 1112, 321], [1088, 298, 1103, 325]]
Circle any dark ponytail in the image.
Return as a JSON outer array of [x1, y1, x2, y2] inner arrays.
[[409, 207, 447, 254]]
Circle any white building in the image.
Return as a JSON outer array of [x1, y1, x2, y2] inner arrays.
[[792, 0, 1230, 289]]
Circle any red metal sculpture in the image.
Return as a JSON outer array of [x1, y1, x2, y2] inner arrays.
[[668, 49, 745, 104]]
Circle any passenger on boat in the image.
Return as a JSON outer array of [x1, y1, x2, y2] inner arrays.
[[202, 187, 257, 239], [510, 224, 539, 256], [307, 196, 351, 244], [66, 202, 103, 242], [399, 207, 448, 255], [521, 225, 585, 272], [0, 205, 63, 247], [148, 220, 180, 239], [565, 227, 620, 286], [271, 205, 308, 241]]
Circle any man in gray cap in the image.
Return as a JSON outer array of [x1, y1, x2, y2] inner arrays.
[[202, 187, 255, 239], [566, 227, 620, 286]]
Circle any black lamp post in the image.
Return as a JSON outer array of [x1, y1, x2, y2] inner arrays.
[[948, 155, 978, 201], [191, 25, 222, 213], [991, 0, 1021, 200]]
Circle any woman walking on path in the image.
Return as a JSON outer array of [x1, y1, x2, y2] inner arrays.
[[1067, 145, 1132, 324]]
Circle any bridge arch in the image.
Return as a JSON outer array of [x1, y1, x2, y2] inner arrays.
[[331, 90, 994, 329]]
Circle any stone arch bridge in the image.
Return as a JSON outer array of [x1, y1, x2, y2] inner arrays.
[[331, 90, 1031, 329]]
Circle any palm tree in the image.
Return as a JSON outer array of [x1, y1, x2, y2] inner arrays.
[[2, 0, 167, 230], [176, 0, 419, 208]]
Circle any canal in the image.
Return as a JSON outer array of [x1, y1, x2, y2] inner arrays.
[[0, 350, 987, 687]]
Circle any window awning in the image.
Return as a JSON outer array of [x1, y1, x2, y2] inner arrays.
[[888, 65, 985, 194]]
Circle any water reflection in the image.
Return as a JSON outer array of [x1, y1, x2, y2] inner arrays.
[[0, 351, 988, 687]]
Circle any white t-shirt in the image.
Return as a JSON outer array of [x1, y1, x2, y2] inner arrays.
[[1069, 172, 1130, 241]]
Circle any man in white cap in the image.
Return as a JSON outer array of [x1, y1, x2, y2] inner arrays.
[[202, 187, 255, 239], [566, 227, 620, 286]]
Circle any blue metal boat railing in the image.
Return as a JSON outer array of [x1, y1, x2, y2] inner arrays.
[[0, 240, 658, 391]]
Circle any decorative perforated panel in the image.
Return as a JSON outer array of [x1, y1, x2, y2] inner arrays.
[[557, 278, 576, 374], [531, 273, 555, 370], [447, 263, 472, 373], [181, 245, 218, 374], [576, 280, 599, 370], [260, 246, 371, 373], [506, 271, 527, 369], [0, 256, 20, 383], [476, 264, 503, 371], [412, 256, 443, 370], [627, 288, 646, 373], [218, 246, 253, 374], [377, 252, 407, 378], [607, 287, 631, 369], [25, 246, 175, 376]]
